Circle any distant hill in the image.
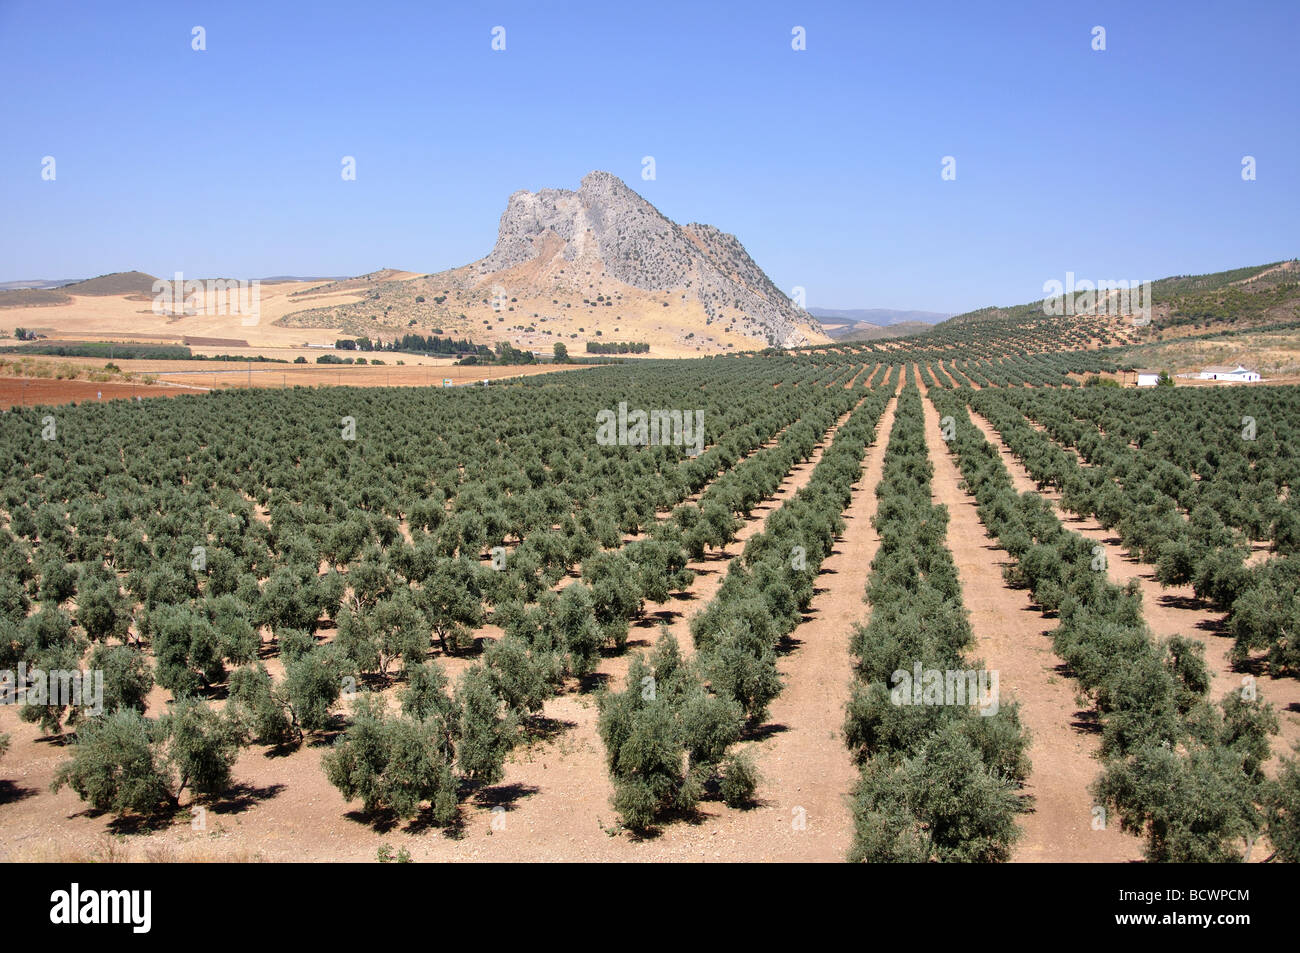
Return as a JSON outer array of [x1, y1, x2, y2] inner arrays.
[[259, 275, 350, 283], [0, 288, 72, 308], [831, 320, 937, 342], [941, 260, 1299, 332], [0, 279, 77, 291], [812, 307, 950, 342], [57, 271, 159, 297], [810, 307, 950, 325]]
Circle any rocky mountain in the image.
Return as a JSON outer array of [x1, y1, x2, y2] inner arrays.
[[447, 170, 827, 349], [275, 172, 829, 354]]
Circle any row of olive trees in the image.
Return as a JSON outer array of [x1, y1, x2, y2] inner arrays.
[[689, 386, 887, 722], [933, 388, 1297, 862], [313, 370, 873, 824], [975, 385, 1300, 673], [844, 384, 1030, 863], [18, 365, 865, 826], [315, 364, 870, 824], [595, 386, 891, 832]]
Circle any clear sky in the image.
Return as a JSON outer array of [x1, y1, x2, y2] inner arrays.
[[2, 0, 1296, 314]]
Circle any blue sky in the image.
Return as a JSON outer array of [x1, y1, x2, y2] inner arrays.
[[2, 0, 1296, 313]]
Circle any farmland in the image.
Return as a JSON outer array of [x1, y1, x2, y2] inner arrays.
[[0, 333, 1297, 864]]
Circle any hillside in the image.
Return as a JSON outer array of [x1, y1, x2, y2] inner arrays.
[[277, 171, 829, 355], [942, 260, 1299, 332], [57, 270, 159, 297], [829, 320, 936, 342]]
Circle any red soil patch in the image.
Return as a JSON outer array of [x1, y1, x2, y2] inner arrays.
[[0, 376, 181, 410]]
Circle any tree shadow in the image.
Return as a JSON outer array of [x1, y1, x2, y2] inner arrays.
[[32, 731, 73, 746], [206, 781, 285, 816], [0, 780, 37, 806], [357, 672, 391, 692], [472, 781, 539, 812], [634, 609, 682, 628], [305, 718, 349, 747], [741, 721, 788, 743], [200, 683, 230, 702], [448, 637, 487, 658], [1232, 654, 1271, 678], [621, 804, 711, 841], [520, 714, 576, 744], [577, 671, 612, 693], [344, 806, 400, 834], [1070, 708, 1102, 735], [1159, 593, 1208, 612], [86, 803, 186, 835], [404, 805, 468, 838], [599, 642, 632, 661], [261, 738, 305, 759]]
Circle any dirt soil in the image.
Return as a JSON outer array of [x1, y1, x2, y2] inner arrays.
[[0, 377, 186, 410], [0, 363, 577, 410]]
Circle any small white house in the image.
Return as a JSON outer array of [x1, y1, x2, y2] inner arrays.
[[1135, 370, 1161, 387], [1198, 364, 1260, 382]]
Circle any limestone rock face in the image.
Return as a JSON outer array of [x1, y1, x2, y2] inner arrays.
[[469, 170, 824, 348]]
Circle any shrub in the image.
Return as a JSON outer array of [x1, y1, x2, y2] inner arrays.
[[598, 632, 742, 831], [52, 709, 173, 817], [282, 646, 343, 734], [228, 663, 295, 747], [160, 698, 245, 800], [323, 694, 459, 824], [719, 751, 759, 807], [849, 725, 1022, 863]]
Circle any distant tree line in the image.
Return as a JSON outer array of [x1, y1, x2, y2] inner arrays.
[[336, 335, 493, 359], [459, 342, 537, 366], [586, 341, 650, 354], [0, 342, 286, 363]]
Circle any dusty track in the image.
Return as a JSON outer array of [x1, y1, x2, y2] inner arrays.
[[688, 391, 899, 860]]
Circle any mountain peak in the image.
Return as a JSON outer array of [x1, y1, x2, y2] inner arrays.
[[578, 169, 631, 192], [461, 173, 826, 348]]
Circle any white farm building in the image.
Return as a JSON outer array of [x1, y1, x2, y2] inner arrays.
[[1135, 370, 1161, 387], [1198, 364, 1261, 382]]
